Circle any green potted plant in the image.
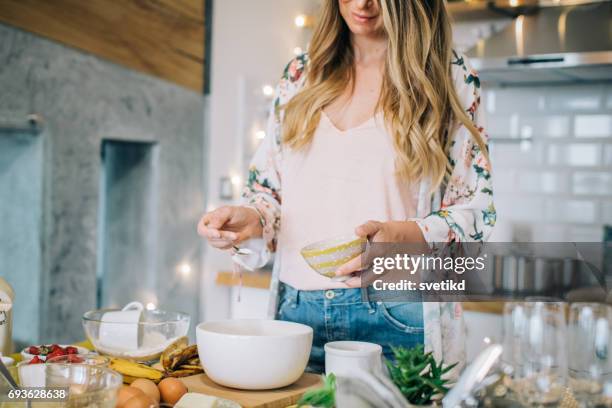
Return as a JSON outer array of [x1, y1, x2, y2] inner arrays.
[[297, 373, 336, 408], [386, 345, 457, 407]]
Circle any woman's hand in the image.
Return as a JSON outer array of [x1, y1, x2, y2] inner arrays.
[[336, 220, 427, 287], [197, 206, 263, 250]]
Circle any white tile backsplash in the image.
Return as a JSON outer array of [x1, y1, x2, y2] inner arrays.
[[491, 169, 516, 193], [491, 87, 546, 114], [486, 114, 515, 137], [496, 195, 544, 222], [574, 114, 612, 138], [572, 172, 612, 196], [519, 115, 571, 138], [491, 142, 545, 168], [545, 87, 604, 111], [517, 170, 569, 194], [486, 83, 612, 241], [547, 143, 601, 166], [605, 145, 612, 166], [603, 202, 612, 224], [531, 224, 568, 242], [567, 226, 604, 242], [545, 200, 597, 224]]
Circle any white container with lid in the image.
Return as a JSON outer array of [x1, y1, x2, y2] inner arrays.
[[0, 277, 14, 355]]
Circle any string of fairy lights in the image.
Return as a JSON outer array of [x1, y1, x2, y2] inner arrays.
[[252, 13, 314, 144], [218, 11, 315, 217]]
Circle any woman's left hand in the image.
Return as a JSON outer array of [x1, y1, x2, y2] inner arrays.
[[336, 220, 426, 287]]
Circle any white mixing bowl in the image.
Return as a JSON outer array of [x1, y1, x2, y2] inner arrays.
[[196, 319, 313, 390]]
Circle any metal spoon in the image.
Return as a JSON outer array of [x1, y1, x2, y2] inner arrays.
[[232, 246, 253, 256]]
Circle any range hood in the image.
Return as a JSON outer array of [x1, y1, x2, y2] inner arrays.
[[464, 1, 612, 84]]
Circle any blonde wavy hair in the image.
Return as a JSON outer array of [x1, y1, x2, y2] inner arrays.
[[282, 0, 488, 190]]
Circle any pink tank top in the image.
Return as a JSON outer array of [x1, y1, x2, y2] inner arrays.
[[277, 112, 419, 290]]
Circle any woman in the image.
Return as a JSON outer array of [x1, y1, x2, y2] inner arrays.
[[198, 0, 495, 374]]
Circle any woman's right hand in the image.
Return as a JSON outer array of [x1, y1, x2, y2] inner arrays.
[[197, 206, 263, 250]]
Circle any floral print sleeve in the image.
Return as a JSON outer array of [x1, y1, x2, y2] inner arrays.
[[242, 55, 308, 252], [415, 51, 496, 243]]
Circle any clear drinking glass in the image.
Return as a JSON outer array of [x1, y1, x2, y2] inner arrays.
[[502, 302, 528, 378], [45, 363, 122, 408], [568, 302, 612, 407], [512, 299, 568, 406]]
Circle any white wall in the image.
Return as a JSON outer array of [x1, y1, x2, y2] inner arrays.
[[201, 0, 319, 322]]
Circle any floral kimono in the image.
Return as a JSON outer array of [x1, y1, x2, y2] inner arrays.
[[241, 51, 495, 375]]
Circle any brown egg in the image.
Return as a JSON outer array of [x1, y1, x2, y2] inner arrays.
[[130, 379, 160, 403], [117, 385, 144, 408], [158, 377, 187, 405], [123, 394, 157, 408]]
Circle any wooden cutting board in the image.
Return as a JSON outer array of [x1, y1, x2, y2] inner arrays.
[[180, 373, 322, 408]]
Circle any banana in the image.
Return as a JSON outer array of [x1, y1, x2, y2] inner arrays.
[[178, 364, 202, 370], [185, 356, 200, 366], [165, 367, 203, 378], [161, 336, 189, 370], [110, 358, 164, 383], [159, 337, 204, 378], [170, 344, 199, 370]]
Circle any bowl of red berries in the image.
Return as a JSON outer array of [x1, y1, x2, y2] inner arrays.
[[21, 344, 90, 363]]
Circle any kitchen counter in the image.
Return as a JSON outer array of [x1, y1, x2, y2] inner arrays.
[[217, 271, 505, 314]]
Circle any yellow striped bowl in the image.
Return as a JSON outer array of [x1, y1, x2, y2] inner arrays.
[[300, 235, 367, 281]]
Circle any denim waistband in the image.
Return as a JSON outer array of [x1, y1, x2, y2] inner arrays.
[[278, 281, 424, 305], [279, 282, 379, 305]]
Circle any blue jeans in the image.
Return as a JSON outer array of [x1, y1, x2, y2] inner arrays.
[[276, 282, 424, 373]]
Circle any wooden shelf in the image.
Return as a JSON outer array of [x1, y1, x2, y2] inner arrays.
[[462, 301, 505, 315]]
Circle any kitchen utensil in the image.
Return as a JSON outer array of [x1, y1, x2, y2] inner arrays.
[[513, 298, 568, 406], [83, 307, 190, 361], [196, 319, 313, 390], [494, 255, 564, 295], [20, 344, 90, 362], [324, 341, 383, 377], [442, 344, 503, 408], [99, 301, 144, 351], [46, 363, 122, 408], [335, 369, 411, 408], [179, 372, 321, 408], [568, 302, 612, 406], [301, 235, 367, 282]]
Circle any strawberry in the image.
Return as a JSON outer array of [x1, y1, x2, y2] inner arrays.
[[29, 356, 44, 365], [65, 346, 78, 355], [27, 346, 40, 355], [46, 348, 66, 360], [67, 355, 84, 363], [50, 344, 62, 352]]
